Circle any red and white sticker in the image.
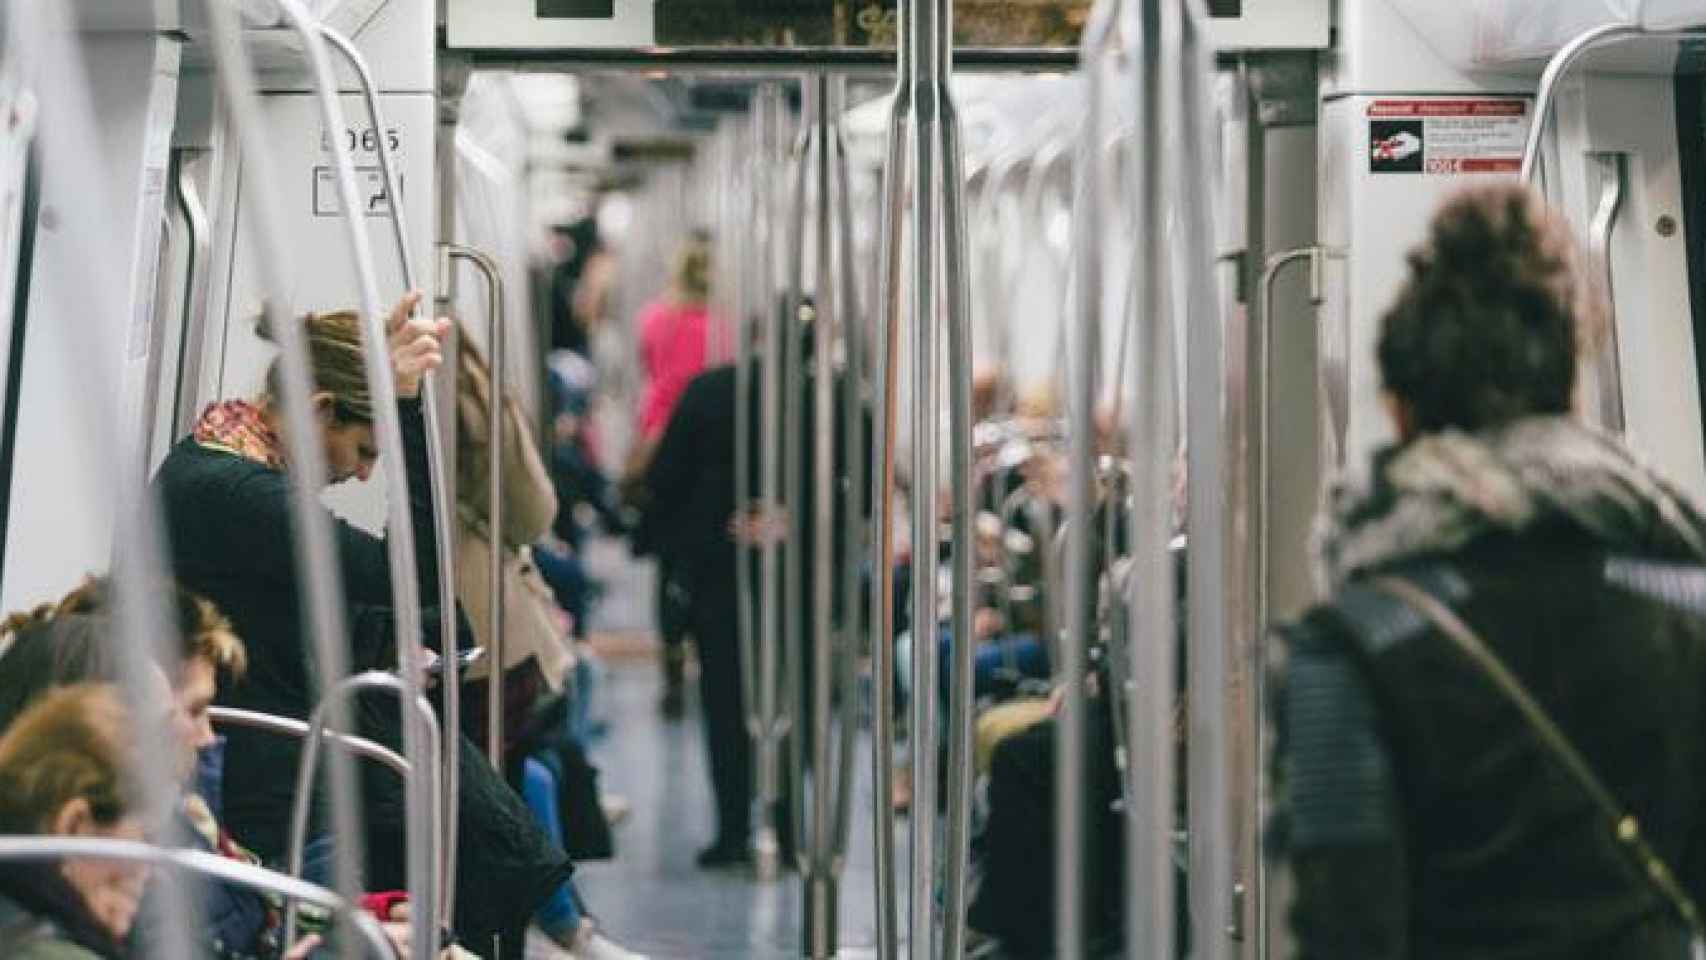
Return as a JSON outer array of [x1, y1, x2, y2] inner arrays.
[[1366, 98, 1529, 175]]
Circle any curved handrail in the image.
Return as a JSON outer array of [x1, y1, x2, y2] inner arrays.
[[1519, 22, 1646, 185], [200, 5, 372, 957], [0, 838, 396, 959], [209, 705, 411, 777], [284, 671, 442, 958], [317, 25, 462, 932], [441, 243, 507, 772], [262, 6, 437, 957], [172, 160, 215, 440]]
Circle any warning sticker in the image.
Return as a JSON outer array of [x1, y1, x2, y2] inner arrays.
[[1367, 99, 1529, 175], [312, 166, 397, 218]]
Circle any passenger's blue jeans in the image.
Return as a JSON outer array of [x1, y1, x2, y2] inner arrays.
[[520, 758, 586, 939]]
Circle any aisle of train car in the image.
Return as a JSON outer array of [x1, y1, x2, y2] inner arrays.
[[575, 540, 888, 959]]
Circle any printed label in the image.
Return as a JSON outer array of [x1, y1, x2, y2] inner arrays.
[[1367, 98, 1529, 175], [312, 166, 397, 218]]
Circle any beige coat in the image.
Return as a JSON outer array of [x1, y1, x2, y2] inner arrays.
[[454, 337, 573, 691]]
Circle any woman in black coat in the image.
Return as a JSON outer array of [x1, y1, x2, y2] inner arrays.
[[152, 293, 572, 955], [1269, 184, 1706, 958]]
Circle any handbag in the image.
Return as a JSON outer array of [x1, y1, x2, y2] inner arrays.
[[1371, 574, 1706, 958]]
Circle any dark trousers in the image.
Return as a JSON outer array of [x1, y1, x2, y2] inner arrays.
[[690, 576, 752, 846]]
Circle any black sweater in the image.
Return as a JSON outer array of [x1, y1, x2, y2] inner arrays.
[[154, 401, 569, 948]]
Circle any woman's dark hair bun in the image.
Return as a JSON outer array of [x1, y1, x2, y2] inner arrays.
[[1378, 183, 1599, 434]]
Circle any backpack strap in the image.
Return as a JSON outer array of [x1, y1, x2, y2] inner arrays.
[[1370, 573, 1706, 944]]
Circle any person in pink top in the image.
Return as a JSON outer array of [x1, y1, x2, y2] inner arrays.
[[635, 237, 712, 443], [628, 236, 712, 715]]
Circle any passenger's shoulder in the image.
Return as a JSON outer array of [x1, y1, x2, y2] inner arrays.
[[156, 440, 288, 508], [1284, 563, 1468, 661]]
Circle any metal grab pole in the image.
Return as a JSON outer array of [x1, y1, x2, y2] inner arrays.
[[735, 116, 760, 873], [805, 71, 839, 960], [1587, 153, 1628, 432], [938, 2, 979, 949], [785, 97, 813, 874], [7, 5, 194, 957], [171, 162, 214, 440], [319, 27, 461, 931], [201, 6, 368, 957], [210, 705, 412, 776], [868, 20, 911, 955], [1122, 3, 1178, 955], [756, 82, 789, 881], [0, 839, 397, 960], [265, 7, 437, 958], [285, 671, 443, 955], [442, 243, 507, 770], [1519, 22, 1644, 185], [830, 88, 865, 877], [1177, 1, 1233, 956], [909, 0, 945, 956]]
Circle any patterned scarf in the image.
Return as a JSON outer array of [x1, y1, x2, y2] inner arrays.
[[193, 400, 285, 471], [1316, 415, 1706, 592]]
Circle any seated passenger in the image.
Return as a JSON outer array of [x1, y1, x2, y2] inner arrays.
[[0, 685, 167, 960], [1270, 183, 1706, 957], [150, 294, 574, 955], [451, 329, 635, 958]]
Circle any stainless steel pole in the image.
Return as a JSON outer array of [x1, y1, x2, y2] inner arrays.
[[201, 5, 369, 956], [1178, 1, 1232, 957], [443, 243, 507, 771], [937, 0, 978, 947], [264, 7, 436, 957], [868, 24, 911, 956], [285, 671, 443, 957], [171, 161, 214, 439], [319, 28, 460, 931], [910, 0, 944, 950], [756, 82, 789, 880], [0, 839, 398, 960], [209, 705, 412, 776], [806, 70, 840, 960], [1519, 22, 1643, 185], [785, 96, 813, 874]]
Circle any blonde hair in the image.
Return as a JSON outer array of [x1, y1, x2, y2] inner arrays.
[[3, 576, 247, 680], [258, 309, 374, 422], [0, 685, 145, 834], [672, 239, 711, 304]]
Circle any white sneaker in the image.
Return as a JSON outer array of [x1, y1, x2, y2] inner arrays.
[[599, 792, 632, 827], [569, 924, 647, 960]]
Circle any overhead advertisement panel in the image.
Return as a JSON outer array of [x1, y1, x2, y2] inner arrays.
[[446, 0, 1326, 50]]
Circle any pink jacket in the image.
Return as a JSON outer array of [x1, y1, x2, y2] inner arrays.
[[637, 299, 709, 441]]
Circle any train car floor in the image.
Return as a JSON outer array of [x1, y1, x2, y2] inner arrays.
[[569, 658, 895, 959]]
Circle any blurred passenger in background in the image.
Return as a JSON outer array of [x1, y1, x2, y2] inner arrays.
[[626, 235, 713, 718]]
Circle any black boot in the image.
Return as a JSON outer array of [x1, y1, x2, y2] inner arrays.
[[660, 643, 687, 718]]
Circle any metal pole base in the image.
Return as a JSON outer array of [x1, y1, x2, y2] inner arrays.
[[753, 825, 782, 881], [804, 873, 839, 959]]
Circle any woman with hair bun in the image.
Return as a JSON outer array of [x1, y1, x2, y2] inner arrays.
[[1269, 183, 1706, 957], [152, 294, 582, 956]]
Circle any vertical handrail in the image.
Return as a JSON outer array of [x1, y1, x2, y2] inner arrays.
[[733, 111, 761, 876], [260, 5, 435, 956], [284, 670, 444, 955], [443, 243, 507, 772], [318, 27, 460, 932], [867, 19, 911, 955], [1179, 0, 1233, 956], [201, 4, 369, 957], [1519, 22, 1645, 185], [908, 0, 945, 951], [1125, 0, 1177, 955], [805, 70, 839, 960], [937, 0, 978, 948], [755, 82, 789, 881], [1058, 5, 1120, 956], [830, 85, 864, 875], [0, 839, 398, 960], [5, 5, 196, 957], [172, 158, 214, 439], [784, 97, 813, 873]]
